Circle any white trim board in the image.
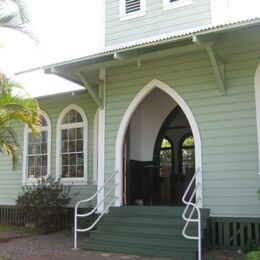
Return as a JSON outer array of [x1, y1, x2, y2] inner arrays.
[[254, 63, 260, 177], [97, 68, 106, 213], [115, 79, 203, 207]]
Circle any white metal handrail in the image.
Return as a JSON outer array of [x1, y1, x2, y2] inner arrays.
[[74, 170, 119, 250], [182, 168, 202, 260]]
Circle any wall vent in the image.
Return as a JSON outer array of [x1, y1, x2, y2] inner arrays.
[[125, 0, 141, 14]]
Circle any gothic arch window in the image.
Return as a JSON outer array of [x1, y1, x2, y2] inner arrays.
[[56, 104, 88, 183], [160, 137, 173, 168], [23, 110, 51, 183], [179, 134, 195, 175]]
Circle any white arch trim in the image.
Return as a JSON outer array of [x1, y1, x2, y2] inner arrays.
[[254, 63, 260, 177], [115, 79, 203, 207], [56, 104, 88, 184]]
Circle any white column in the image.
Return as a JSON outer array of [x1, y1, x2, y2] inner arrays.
[[97, 68, 106, 213], [255, 63, 260, 177]]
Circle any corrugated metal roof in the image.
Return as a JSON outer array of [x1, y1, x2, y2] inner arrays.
[[16, 16, 260, 75]]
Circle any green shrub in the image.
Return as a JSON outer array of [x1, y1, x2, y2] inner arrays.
[[246, 251, 260, 260], [16, 177, 76, 234]]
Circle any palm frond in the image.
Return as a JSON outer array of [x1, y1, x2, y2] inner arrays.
[[0, 0, 37, 41], [0, 73, 40, 168]]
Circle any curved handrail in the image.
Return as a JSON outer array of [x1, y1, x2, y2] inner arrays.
[[74, 170, 119, 250], [182, 168, 202, 260]]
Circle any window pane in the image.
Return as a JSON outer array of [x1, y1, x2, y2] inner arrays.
[[69, 110, 77, 123], [76, 140, 83, 152], [69, 166, 76, 177], [36, 156, 42, 166], [42, 155, 47, 166], [42, 167, 47, 177], [77, 166, 84, 177], [28, 167, 34, 178], [183, 136, 194, 147], [28, 133, 34, 144], [40, 115, 47, 127], [161, 138, 171, 148], [62, 166, 68, 178], [41, 131, 47, 143], [76, 128, 83, 139], [61, 129, 68, 141], [160, 149, 172, 166], [69, 141, 75, 152], [70, 154, 76, 165], [77, 153, 84, 166], [62, 113, 69, 124], [34, 167, 41, 178], [61, 141, 68, 153], [69, 128, 76, 140], [28, 156, 34, 167], [41, 143, 47, 154], [76, 111, 83, 122], [62, 154, 69, 166]]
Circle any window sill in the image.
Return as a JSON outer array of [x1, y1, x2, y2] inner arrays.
[[60, 178, 88, 185], [22, 177, 49, 185], [119, 10, 146, 21], [163, 0, 193, 11]]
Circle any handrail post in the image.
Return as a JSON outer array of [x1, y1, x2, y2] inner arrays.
[[74, 206, 78, 250], [73, 170, 119, 251], [182, 169, 202, 260]]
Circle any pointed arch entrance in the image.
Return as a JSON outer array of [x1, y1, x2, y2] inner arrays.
[[115, 79, 202, 207]]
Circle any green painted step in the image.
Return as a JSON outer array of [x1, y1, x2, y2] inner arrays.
[[79, 206, 210, 259], [88, 230, 198, 248], [100, 214, 209, 228], [96, 221, 202, 237]]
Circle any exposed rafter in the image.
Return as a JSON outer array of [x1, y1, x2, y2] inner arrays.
[[77, 72, 104, 109]]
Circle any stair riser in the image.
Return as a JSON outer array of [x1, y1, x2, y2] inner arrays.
[[81, 241, 196, 259], [110, 207, 210, 218], [89, 232, 197, 248], [97, 223, 203, 237], [102, 216, 208, 228]]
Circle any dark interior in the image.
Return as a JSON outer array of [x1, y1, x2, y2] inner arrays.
[[123, 106, 195, 206]]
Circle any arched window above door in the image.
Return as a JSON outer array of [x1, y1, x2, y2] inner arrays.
[[180, 134, 195, 175], [160, 137, 173, 167]]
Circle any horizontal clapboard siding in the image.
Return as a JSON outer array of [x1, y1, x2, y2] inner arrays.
[[105, 0, 211, 46], [104, 26, 260, 217], [0, 92, 97, 206]]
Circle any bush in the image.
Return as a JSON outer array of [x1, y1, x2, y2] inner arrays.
[[16, 177, 76, 233], [246, 251, 260, 260]]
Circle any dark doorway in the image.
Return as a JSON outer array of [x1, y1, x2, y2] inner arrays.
[[123, 98, 195, 206], [153, 106, 195, 205]]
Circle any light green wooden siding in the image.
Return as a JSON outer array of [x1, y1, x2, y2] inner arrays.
[[104, 26, 260, 217], [105, 0, 211, 46], [0, 91, 97, 206]]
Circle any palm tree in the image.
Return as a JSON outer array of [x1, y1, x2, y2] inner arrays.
[[0, 0, 33, 38], [0, 1, 39, 167], [0, 73, 39, 168]]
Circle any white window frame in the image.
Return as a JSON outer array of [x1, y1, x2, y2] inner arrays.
[[22, 110, 51, 184], [56, 104, 88, 185], [119, 0, 146, 21], [163, 0, 193, 11]]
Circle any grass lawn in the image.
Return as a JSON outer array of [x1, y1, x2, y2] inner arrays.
[[0, 224, 41, 236]]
